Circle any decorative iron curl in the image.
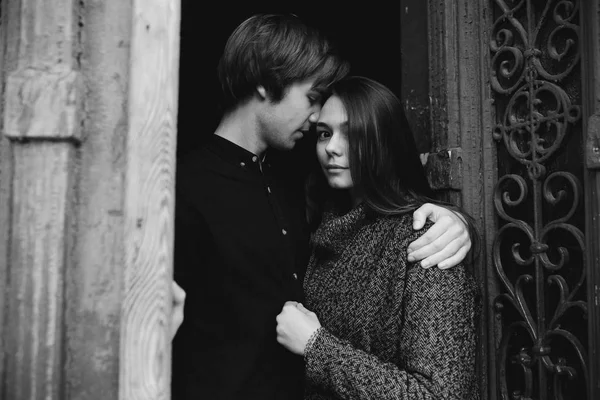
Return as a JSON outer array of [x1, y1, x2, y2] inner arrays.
[[493, 222, 537, 336], [491, 0, 581, 93], [544, 328, 588, 382], [532, 1, 580, 81], [542, 172, 581, 223], [494, 81, 581, 180], [547, 274, 587, 329], [490, 1, 528, 94], [494, 174, 529, 222], [497, 321, 534, 400]]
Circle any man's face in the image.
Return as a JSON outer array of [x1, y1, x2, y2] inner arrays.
[[257, 79, 323, 151]]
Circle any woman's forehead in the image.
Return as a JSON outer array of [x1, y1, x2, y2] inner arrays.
[[318, 95, 347, 125]]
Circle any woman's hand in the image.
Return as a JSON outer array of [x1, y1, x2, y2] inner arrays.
[[276, 301, 321, 355]]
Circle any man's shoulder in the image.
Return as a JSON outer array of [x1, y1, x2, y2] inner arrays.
[[177, 144, 221, 177]]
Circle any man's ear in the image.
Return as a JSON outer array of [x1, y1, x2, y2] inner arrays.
[[256, 85, 268, 100]]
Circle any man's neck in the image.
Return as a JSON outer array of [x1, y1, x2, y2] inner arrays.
[[214, 104, 267, 157]]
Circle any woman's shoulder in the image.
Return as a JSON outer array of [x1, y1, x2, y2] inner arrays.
[[373, 212, 434, 243]]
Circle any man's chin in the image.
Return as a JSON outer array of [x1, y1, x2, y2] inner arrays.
[[271, 141, 297, 152]]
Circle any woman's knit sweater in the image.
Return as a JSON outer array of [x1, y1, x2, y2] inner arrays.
[[303, 204, 480, 399]]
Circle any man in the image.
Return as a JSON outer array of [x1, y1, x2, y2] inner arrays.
[[171, 13, 471, 400]]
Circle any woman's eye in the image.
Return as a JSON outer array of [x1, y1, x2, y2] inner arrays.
[[317, 131, 331, 140]]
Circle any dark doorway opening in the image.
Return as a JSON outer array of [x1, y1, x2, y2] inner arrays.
[[176, 1, 411, 159]]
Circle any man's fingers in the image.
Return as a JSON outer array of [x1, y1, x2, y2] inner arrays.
[[412, 203, 436, 230], [437, 245, 470, 269], [417, 236, 465, 269], [172, 281, 186, 304], [407, 217, 452, 257]]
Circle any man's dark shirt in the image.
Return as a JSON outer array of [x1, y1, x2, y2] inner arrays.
[[171, 134, 311, 400]]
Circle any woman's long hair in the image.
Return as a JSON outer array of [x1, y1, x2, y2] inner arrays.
[[306, 76, 479, 256]]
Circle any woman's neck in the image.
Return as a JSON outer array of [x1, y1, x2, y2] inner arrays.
[[350, 188, 363, 208]]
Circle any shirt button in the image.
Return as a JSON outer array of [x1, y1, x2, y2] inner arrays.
[[252, 156, 258, 162], [240, 162, 245, 167], [282, 229, 287, 235]]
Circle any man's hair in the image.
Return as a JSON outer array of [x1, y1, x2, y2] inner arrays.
[[217, 13, 350, 112]]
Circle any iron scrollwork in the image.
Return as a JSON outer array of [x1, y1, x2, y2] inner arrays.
[[490, 1, 587, 399]]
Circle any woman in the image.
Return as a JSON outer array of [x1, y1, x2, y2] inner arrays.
[[276, 76, 480, 399]]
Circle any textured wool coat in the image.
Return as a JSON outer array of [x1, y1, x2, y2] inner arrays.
[[303, 204, 480, 399]]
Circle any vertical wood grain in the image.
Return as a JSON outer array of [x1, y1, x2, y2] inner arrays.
[[1, 0, 81, 398], [427, 1, 497, 399], [62, 0, 133, 398], [4, 144, 74, 400], [0, 0, 14, 395], [120, 0, 180, 398], [583, 0, 600, 397]]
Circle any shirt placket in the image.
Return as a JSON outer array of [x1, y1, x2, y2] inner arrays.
[[260, 161, 299, 283]]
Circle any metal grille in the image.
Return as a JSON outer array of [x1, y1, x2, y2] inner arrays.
[[490, 1, 588, 399]]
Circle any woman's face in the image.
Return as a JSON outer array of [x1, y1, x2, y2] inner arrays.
[[316, 95, 354, 190]]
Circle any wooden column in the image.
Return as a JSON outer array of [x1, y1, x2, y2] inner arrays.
[[0, 0, 180, 398], [583, 0, 600, 398], [1, 0, 82, 398], [120, 0, 180, 398], [426, 1, 497, 399]]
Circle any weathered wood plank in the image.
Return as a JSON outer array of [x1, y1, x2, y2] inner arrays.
[[1, 0, 81, 399], [4, 143, 74, 400], [4, 67, 82, 140], [61, 0, 133, 398], [119, 0, 180, 398], [427, 1, 497, 399], [583, 1, 600, 397], [0, 0, 16, 395]]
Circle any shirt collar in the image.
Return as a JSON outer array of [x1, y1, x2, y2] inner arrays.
[[207, 135, 268, 172]]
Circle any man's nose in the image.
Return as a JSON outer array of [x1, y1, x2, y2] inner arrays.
[[308, 108, 321, 123]]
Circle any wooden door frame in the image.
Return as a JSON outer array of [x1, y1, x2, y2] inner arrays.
[[426, 1, 497, 398], [582, 0, 600, 398], [0, 0, 181, 398]]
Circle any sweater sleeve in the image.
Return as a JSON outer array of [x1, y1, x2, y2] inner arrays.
[[304, 260, 479, 399]]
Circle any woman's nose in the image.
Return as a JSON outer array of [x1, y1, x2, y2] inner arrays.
[[325, 135, 341, 156]]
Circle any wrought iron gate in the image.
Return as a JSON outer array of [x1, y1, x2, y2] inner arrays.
[[489, 1, 590, 399]]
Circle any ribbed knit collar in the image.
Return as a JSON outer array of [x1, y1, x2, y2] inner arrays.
[[312, 203, 368, 257]]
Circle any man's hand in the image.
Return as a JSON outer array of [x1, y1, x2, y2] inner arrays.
[[171, 280, 186, 340], [407, 203, 471, 269]]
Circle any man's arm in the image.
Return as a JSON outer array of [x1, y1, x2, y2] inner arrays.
[[407, 203, 472, 269]]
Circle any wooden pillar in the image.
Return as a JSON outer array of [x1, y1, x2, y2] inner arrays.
[[1, 0, 83, 397], [426, 1, 496, 399], [120, 0, 180, 398], [0, 0, 180, 398], [583, 0, 600, 398]]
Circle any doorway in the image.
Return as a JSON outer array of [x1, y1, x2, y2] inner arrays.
[[176, 1, 416, 159]]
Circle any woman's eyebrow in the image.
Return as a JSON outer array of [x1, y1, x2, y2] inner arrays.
[[316, 121, 348, 129]]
